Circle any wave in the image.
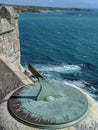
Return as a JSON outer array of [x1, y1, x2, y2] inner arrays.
[[64, 80, 96, 91], [35, 64, 81, 74], [64, 80, 98, 100], [78, 13, 82, 16], [79, 63, 95, 71], [24, 64, 98, 102], [24, 64, 81, 81]]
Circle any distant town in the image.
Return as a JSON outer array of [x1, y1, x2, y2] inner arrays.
[[13, 6, 93, 13]]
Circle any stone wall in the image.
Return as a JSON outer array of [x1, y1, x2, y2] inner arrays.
[[0, 6, 21, 70], [0, 6, 32, 99], [0, 56, 32, 99], [0, 58, 26, 99]]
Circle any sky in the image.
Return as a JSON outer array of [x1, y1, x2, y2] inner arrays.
[[0, 0, 98, 9]]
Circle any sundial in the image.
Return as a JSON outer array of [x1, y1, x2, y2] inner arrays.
[[8, 64, 89, 129]]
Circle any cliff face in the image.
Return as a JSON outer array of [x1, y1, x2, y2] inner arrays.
[[0, 6, 21, 68]]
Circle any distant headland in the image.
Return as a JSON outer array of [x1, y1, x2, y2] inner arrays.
[[13, 6, 93, 13]]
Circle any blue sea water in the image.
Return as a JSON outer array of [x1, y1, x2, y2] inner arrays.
[[19, 10, 98, 101]]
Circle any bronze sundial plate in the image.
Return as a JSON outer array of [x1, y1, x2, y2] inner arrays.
[[8, 82, 89, 129]]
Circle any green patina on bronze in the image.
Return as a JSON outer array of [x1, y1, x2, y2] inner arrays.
[[8, 64, 89, 129], [37, 78, 62, 101]]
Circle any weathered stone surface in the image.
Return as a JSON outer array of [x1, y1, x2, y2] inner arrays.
[[0, 6, 18, 25], [0, 6, 20, 69], [0, 18, 13, 34], [0, 5, 32, 99], [0, 57, 32, 99]]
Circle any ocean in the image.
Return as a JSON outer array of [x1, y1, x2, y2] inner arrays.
[[19, 10, 98, 102]]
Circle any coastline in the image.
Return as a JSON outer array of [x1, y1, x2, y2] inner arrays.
[[13, 6, 93, 13]]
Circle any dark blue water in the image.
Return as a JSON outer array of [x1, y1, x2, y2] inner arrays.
[[19, 10, 98, 101]]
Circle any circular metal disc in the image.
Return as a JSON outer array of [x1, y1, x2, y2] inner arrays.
[[8, 82, 89, 129]]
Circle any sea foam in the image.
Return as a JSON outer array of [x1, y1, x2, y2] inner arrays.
[[35, 64, 81, 74]]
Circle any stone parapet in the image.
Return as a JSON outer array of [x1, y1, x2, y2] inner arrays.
[[0, 56, 33, 99], [0, 6, 18, 32], [0, 6, 21, 69]]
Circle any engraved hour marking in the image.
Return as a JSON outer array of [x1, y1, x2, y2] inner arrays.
[[12, 104, 20, 107], [24, 113, 29, 118], [35, 117, 41, 122], [16, 108, 23, 112]]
